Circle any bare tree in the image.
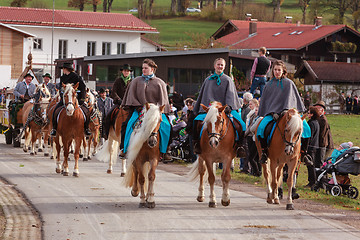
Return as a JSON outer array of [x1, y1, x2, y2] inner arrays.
[[213, 0, 218, 9], [10, 0, 27, 7], [326, 0, 352, 24], [171, 0, 177, 14], [149, 0, 155, 15], [350, 0, 360, 30], [232, 0, 236, 7], [91, 0, 101, 12], [138, 0, 145, 19], [68, 0, 88, 11], [299, 0, 311, 24], [271, 0, 284, 22], [103, 0, 114, 12]]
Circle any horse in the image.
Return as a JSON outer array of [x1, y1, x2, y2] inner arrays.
[[95, 106, 128, 176], [255, 108, 304, 210], [22, 84, 51, 155], [123, 103, 164, 208], [53, 82, 85, 177], [46, 91, 60, 160], [82, 88, 101, 161], [188, 102, 237, 208]]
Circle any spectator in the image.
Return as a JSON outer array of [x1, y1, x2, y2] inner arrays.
[[338, 92, 345, 114], [184, 98, 196, 162], [314, 100, 334, 167], [352, 95, 358, 114], [305, 106, 320, 188], [169, 91, 184, 113], [250, 47, 271, 96], [346, 94, 352, 114], [240, 92, 253, 173], [13, 73, 36, 102], [304, 91, 311, 110], [97, 88, 114, 140]]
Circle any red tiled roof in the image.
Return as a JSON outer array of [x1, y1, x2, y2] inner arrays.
[[230, 19, 304, 29], [297, 60, 360, 83], [217, 22, 359, 51], [0, 6, 157, 33]]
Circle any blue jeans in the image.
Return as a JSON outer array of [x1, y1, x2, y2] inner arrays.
[[250, 76, 266, 96]]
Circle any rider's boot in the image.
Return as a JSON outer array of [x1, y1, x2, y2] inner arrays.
[[50, 104, 61, 136], [192, 120, 201, 154], [259, 137, 268, 164], [300, 137, 313, 166], [81, 104, 91, 136]]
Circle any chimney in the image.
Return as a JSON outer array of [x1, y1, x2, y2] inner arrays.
[[249, 19, 257, 35], [245, 13, 252, 21], [285, 16, 293, 23], [315, 16, 322, 26], [296, 21, 301, 27]]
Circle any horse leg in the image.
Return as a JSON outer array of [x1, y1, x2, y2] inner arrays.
[[146, 160, 157, 208], [92, 130, 99, 156], [206, 161, 217, 208], [262, 162, 273, 204], [43, 132, 50, 157], [197, 157, 205, 202], [270, 163, 279, 204], [73, 138, 81, 177], [30, 130, 37, 155], [62, 141, 70, 176], [273, 163, 285, 204], [130, 164, 139, 197], [37, 134, 43, 152], [83, 137, 89, 161], [286, 160, 297, 210], [121, 158, 127, 177], [221, 159, 231, 207], [23, 127, 31, 152], [107, 138, 115, 174], [138, 165, 146, 208], [55, 138, 62, 173]]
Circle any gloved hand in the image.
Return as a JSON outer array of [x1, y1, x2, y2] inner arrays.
[[272, 112, 279, 121], [224, 105, 232, 115]]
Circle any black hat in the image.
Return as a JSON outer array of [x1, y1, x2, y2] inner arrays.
[[42, 73, 52, 79], [120, 64, 133, 71], [24, 73, 34, 79], [99, 88, 105, 93], [314, 100, 326, 110], [60, 62, 74, 70]]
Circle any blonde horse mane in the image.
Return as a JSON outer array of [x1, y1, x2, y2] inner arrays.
[[285, 109, 303, 139], [203, 102, 220, 131]]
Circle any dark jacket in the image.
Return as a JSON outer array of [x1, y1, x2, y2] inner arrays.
[[185, 110, 195, 135], [241, 104, 250, 122], [318, 114, 334, 149], [58, 71, 86, 104], [111, 75, 131, 105]]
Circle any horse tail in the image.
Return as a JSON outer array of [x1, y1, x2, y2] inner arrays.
[[94, 140, 118, 163], [188, 158, 200, 182], [123, 163, 135, 188]]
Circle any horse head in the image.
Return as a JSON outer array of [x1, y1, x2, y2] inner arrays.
[[62, 82, 79, 116], [145, 103, 165, 148], [201, 102, 227, 149], [34, 83, 51, 121], [282, 109, 303, 155], [85, 88, 96, 111]]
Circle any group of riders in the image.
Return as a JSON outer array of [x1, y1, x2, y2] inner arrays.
[[9, 52, 314, 167]]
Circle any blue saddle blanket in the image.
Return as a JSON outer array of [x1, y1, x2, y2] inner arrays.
[[123, 110, 171, 154]]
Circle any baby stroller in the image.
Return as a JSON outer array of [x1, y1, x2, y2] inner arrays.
[[167, 131, 193, 163], [313, 147, 360, 199]]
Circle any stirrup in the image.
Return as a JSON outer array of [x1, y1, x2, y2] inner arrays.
[[260, 151, 268, 164], [50, 129, 57, 136], [119, 150, 126, 158], [85, 129, 92, 136]]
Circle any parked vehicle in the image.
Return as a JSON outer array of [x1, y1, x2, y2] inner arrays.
[[129, 8, 138, 13], [186, 8, 201, 13]]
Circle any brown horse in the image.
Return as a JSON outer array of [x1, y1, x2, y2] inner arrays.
[[95, 106, 128, 176], [46, 92, 60, 159], [123, 103, 164, 208], [255, 109, 304, 210], [54, 83, 84, 177], [22, 84, 51, 155], [188, 102, 236, 208]]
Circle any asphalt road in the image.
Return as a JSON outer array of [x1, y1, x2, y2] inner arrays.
[[0, 136, 359, 240]]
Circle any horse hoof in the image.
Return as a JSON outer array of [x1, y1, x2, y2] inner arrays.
[[79, 154, 83, 158], [38, 148, 43, 152], [87, 156, 91, 160], [208, 202, 217, 208], [55, 168, 61, 174], [139, 202, 146, 208], [68, 157, 71, 161], [83, 158, 88, 161], [197, 196, 204, 202], [221, 199, 230, 206], [30, 152, 34, 156], [146, 201, 156, 209], [63, 172, 69, 176], [23, 149, 27, 153], [73, 172, 79, 177], [131, 190, 139, 197], [120, 173, 125, 177], [28, 147, 31, 150], [107, 170, 112, 174], [274, 199, 280, 204], [50, 156, 54, 159], [286, 204, 294, 210], [266, 198, 273, 204], [44, 153, 49, 157]]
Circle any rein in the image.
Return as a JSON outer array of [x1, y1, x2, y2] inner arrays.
[[276, 115, 301, 148]]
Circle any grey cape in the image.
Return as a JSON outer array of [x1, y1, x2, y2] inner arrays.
[[194, 73, 241, 115], [121, 76, 170, 113], [258, 77, 306, 117]]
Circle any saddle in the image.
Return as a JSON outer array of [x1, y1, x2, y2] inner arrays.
[[109, 106, 121, 127], [263, 111, 287, 146]]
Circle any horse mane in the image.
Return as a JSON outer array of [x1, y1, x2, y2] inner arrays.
[[34, 84, 51, 102], [285, 109, 303, 138], [126, 104, 162, 165], [86, 88, 96, 106], [203, 102, 221, 130], [63, 84, 75, 103]]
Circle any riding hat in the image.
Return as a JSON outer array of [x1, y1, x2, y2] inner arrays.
[[314, 100, 326, 110], [99, 88, 105, 93], [60, 62, 74, 71], [120, 64, 133, 71], [42, 73, 52, 79], [24, 73, 34, 79]]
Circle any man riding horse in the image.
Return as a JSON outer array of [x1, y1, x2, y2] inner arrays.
[[50, 62, 91, 137]]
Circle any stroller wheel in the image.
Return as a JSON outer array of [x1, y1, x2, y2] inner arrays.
[[330, 185, 342, 197], [347, 186, 359, 199]]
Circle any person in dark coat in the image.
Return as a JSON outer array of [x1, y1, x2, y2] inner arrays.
[[97, 88, 114, 140], [250, 47, 271, 96], [103, 64, 133, 139], [184, 98, 197, 162], [352, 95, 358, 114], [314, 100, 334, 168], [50, 62, 91, 136], [169, 91, 184, 113], [303, 91, 311, 110], [338, 92, 345, 114], [306, 106, 320, 188], [345, 94, 352, 114]]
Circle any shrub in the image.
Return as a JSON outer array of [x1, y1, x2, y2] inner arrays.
[[29, 0, 49, 9]]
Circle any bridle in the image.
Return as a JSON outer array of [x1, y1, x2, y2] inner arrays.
[[276, 113, 301, 149], [206, 113, 229, 142]]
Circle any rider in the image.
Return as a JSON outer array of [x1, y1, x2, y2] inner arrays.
[[42, 73, 57, 97], [13, 73, 36, 102], [256, 60, 312, 165], [193, 57, 246, 156], [119, 58, 171, 160], [50, 62, 91, 136]]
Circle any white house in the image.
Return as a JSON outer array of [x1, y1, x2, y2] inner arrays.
[[0, 6, 160, 84]]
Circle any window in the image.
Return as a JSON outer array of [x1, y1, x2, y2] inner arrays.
[[102, 42, 111, 55], [33, 38, 42, 50], [87, 41, 96, 56], [58, 40, 67, 59], [117, 43, 126, 54]]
